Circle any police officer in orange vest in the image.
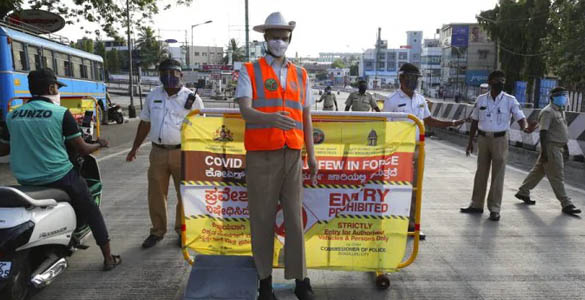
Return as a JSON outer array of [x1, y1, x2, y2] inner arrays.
[[235, 11, 318, 300]]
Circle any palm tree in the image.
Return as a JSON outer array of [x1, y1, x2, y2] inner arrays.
[[223, 38, 245, 64], [135, 26, 168, 69]]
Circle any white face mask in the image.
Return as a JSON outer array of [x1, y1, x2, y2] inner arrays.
[[268, 39, 289, 58], [44, 93, 61, 106]]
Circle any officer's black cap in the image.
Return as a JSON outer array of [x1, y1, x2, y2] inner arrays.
[[550, 86, 567, 96], [399, 63, 421, 76], [158, 58, 182, 71], [488, 70, 505, 81], [28, 68, 67, 92]]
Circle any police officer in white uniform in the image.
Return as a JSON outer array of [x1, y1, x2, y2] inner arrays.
[[384, 63, 464, 238], [462, 70, 528, 221], [126, 58, 204, 248]]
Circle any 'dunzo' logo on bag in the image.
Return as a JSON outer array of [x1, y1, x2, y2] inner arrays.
[[264, 79, 278, 91]]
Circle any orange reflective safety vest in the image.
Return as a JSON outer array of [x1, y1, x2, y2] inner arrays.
[[244, 57, 308, 151]]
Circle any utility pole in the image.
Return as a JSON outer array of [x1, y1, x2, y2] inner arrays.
[[245, 0, 250, 62], [127, 0, 136, 118]]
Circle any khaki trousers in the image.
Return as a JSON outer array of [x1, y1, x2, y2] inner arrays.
[[518, 143, 572, 207], [246, 148, 306, 280], [470, 134, 509, 213], [148, 146, 183, 237], [409, 149, 420, 228]]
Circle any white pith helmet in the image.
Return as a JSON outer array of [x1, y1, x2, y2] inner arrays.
[[253, 12, 296, 33]]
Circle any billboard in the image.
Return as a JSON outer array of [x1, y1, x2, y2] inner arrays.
[[469, 25, 488, 44], [465, 70, 489, 86], [451, 25, 469, 48], [515, 81, 528, 104]]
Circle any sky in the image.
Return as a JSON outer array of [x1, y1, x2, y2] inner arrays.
[[54, 0, 499, 57]]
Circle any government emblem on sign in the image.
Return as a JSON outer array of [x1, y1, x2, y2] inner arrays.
[[264, 79, 278, 91], [313, 128, 325, 145], [214, 125, 234, 142], [367, 129, 378, 146]]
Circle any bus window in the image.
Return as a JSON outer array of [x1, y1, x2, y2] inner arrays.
[[11, 41, 27, 71], [81, 59, 92, 79], [54, 52, 70, 77], [94, 61, 104, 81], [42, 49, 54, 69], [71, 56, 82, 78], [27, 45, 41, 71]]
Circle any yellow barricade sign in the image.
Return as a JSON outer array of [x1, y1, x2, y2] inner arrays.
[[181, 114, 416, 272]]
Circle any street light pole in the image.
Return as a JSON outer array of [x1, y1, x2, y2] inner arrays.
[[245, 0, 250, 62], [127, 0, 136, 118], [190, 20, 213, 70]]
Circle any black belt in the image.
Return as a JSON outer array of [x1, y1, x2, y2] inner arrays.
[[152, 143, 181, 150], [478, 130, 506, 138]]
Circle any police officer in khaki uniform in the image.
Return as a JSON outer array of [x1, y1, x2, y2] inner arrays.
[[462, 70, 528, 221], [345, 80, 380, 112], [316, 86, 338, 111], [515, 87, 581, 215]]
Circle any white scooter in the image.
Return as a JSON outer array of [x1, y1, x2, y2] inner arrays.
[[0, 112, 102, 300]]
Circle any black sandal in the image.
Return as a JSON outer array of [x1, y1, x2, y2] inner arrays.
[[103, 255, 122, 271]]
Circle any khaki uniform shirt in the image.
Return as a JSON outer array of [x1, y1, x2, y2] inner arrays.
[[539, 104, 569, 144], [319, 93, 337, 110], [345, 92, 377, 111]]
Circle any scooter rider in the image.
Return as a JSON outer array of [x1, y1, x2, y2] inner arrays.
[[0, 68, 121, 271]]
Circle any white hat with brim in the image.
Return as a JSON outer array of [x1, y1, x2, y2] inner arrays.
[[253, 12, 296, 33]]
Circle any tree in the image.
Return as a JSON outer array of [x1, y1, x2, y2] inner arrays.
[[135, 26, 168, 68], [74, 37, 94, 53], [94, 40, 106, 58], [106, 49, 121, 73], [223, 38, 245, 64], [331, 59, 345, 69], [546, 0, 585, 91], [477, 0, 550, 94], [2, 0, 194, 38], [349, 64, 359, 76]]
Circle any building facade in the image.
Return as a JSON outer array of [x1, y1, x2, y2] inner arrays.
[[421, 39, 441, 98], [359, 47, 410, 89], [406, 31, 423, 68], [359, 31, 426, 89], [187, 45, 224, 69], [439, 23, 496, 100]]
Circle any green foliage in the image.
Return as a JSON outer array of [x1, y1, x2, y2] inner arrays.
[[106, 48, 121, 73], [478, 0, 585, 91], [224, 38, 245, 64], [546, 0, 585, 90], [135, 26, 168, 69], [74, 37, 94, 53], [331, 59, 345, 69], [477, 0, 550, 92], [349, 64, 359, 76], [2, 0, 193, 38]]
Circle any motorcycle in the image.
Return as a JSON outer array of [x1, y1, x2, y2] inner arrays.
[[0, 113, 103, 300], [99, 96, 124, 125]]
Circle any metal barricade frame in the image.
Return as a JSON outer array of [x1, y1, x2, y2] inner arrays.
[[179, 109, 426, 289]]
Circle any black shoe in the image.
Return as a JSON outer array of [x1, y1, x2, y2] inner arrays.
[[562, 205, 582, 216], [460, 206, 484, 214], [258, 276, 277, 300], [515, 193, 536, 205], [294, 278, 315, 300], [142, 234, 162, 249], [489, 212, 500, 221]]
